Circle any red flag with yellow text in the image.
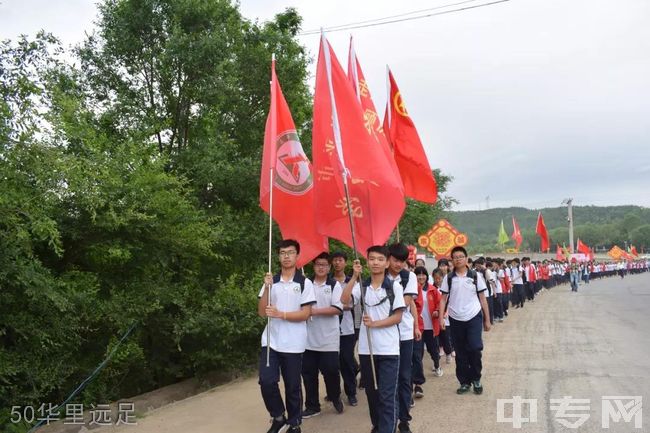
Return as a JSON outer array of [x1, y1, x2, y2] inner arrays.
[[383, 68, 437, 204], [347, 38, 403, 193], [312, 35, 405, 255]]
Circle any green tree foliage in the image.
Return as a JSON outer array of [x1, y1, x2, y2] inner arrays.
[[1, 2, 457, 428]]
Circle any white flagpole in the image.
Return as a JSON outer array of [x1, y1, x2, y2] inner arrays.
[[266, 53, 277, 367], [322, 31, 376, 391]]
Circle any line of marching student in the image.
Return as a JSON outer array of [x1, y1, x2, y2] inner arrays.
[[256, 239, 649, 433]]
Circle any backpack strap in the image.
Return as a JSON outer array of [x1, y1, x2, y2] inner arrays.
[[362, 276, 397, 316], [273, 270, 306, 293], [445, 269, 480, 310]]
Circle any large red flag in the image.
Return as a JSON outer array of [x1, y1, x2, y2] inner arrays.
[[535, 212, 550, 252], [511, 216, 523, 249], [312, 35, 405, 255], [260, 58, 328, 267], [347, 38, 403, 194], [576, 238, 591, 256], [383, 68, 437, 204]]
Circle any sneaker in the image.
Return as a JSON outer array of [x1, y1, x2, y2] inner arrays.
[[456, 384, 471, 394], [347, 395, 358, 406], [267, 416, 287, 433], [409, 396, 415, 408], [287, 426, 301, 433], [413, 385, 424, 399], [472, 380, 483, 395], [434, 367, 443, 377], [446, 354, 452, 364], [301, 408, 320, 419], [398, 421, 413, 433], [332, 398, 344, 414]]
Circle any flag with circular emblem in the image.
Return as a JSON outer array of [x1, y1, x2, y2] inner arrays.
[[260, 58, 328, 267], [383, 67, 437, 204]]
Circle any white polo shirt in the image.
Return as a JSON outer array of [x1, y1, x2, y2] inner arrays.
[[351, 280, 406, 356], [440, 270, 487, 322], [421, 287, 433, 331], [511, 266, 523, 284], [335, 277, 355, 337], [495, 269, 504, 294], [307, 279, 343, 352], [387, 271, 418, 341], [258, 275, 316, 353]]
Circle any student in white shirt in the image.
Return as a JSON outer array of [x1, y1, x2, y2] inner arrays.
[[332, 251, 358, 407], [387, 243, 418, 433], [438, 246, 491, 395], [258, 239, 316, 433], [302, 252, 345, 418], [341, 246, 405, 433]]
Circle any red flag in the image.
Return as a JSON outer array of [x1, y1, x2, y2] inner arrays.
[[383, 68, 437, 204], [555, 244, 564, 261], [347, 39, 404, 195], [511, 216, 523, 249], [535, 212, 550, 252], [576, 238, 591, 256], [312, 35, 405, 255], [631, 245, 639, 257], [260, 58, 328, 267]]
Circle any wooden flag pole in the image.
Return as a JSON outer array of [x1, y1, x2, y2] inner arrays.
[[323, 32, 377, 390]]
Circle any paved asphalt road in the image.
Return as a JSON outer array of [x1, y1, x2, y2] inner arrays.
[[93, 272, 649, 433]]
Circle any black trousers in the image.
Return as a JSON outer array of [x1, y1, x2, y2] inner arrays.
[[421, 329, 441, 369], [302, 349, 341, 411], [450, 312, 484, 385], [339, 334, 358, 399], [360, 354, 399, 433], [259, 348, 303, 426]]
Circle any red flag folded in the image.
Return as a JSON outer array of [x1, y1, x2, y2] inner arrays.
[[383, 68, 437, 204], [312, 35, 405, 255], [555, 244, 564, 261], [576, 238, 591, 256], [260, 58, 328, 267], [511, 216, 523, 249], [535, 212, 550, 252], [631, 245, 639, 257], [347, 38, 404, 194]]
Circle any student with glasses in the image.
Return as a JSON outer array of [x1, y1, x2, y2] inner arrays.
[[438, 246, 491, 395], [258, 239, 316, 433]]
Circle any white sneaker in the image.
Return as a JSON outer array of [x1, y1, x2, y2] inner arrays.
[[434, 367, 443, 377]]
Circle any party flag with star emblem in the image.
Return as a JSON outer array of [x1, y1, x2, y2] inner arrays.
[[383, 67, 437, 204]]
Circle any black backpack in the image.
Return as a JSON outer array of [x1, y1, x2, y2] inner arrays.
[[273, 269, 306, 292], [361, 275, 399, 316]]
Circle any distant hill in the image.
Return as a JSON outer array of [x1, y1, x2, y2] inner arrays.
[[447, 205, 650, 252]]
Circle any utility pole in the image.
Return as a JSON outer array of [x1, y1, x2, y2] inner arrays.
[[562, 198, 574, 253]]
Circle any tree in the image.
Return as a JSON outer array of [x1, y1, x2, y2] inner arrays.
[[630, 225, 650, 251]]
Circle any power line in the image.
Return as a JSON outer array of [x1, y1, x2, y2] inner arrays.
[[299, 0, 512, 36], [300, 0, 483, 33]]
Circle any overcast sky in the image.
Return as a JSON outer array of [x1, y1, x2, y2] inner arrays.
[[2, 0, 649, 210]]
